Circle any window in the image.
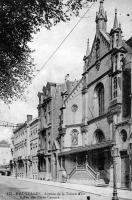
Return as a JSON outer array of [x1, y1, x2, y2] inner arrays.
[[120, 54, 125, 71], [116, 33, 119, 47], [98, 85, 104, 116], [96, 38, 100, 60], [113, 76, 118, 98], [94, 83, 104, 116], [94, 129, 105, 143], [120, 129, 127, 142], [115, 54, 118, 71], [48, 133, 51, 150], [71, 104, 78, 112], [71, 129, 79, 146], [111, 37, 114, 49]]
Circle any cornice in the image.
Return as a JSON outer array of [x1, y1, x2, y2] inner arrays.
[[87, 113, 107, 125], [65, 123, 83, 128]]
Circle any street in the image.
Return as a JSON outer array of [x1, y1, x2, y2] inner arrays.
[[0, 176, 130, 200], [0, 176, 92, 200]]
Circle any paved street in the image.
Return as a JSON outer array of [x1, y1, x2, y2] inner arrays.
[[0, 176, 96, 200], [0, 176, 131, 200]]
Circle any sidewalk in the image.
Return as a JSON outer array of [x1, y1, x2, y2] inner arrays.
[[10, 176, 132, 200]]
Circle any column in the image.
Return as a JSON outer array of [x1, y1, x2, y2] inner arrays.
[[46, 157, 48, 180], [23, 160, 27, 178], [116, 156, 121, 188]]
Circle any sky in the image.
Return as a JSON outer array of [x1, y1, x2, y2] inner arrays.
[[0, 0, 132, 142]]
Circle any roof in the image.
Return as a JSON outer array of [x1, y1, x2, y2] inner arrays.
[[126, 37, 132, 49], [100, 30, 110, 44], [64, 79, 82, 103], [122, 40, 132, 54], [13, 123, 26, 134], [29, 117, 39, 126], [58, 140, 113, 156]]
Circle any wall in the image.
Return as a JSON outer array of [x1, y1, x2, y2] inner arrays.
[[63, 81, 82, 126]]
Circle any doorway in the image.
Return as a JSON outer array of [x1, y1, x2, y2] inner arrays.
[[121, 151, 129, 188]]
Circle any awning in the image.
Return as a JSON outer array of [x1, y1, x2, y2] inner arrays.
[[58, 140, 114, 156]]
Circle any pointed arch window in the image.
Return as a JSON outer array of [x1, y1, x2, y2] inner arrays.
[[113, 76, 118, 99], [94, 129, 105, 143], [115, 54, 118, 71], [94, 83, 105, 116]]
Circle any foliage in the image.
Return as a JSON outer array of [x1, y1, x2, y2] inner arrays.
[[0, 0, 96, 103]]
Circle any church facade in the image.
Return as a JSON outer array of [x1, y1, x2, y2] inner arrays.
[[58, 1, 132, 190]]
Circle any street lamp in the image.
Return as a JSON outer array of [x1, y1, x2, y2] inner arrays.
[[128, 139, 132, 190], [111, 146, 119, 200]]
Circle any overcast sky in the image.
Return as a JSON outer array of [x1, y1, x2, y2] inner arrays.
[[0, 0, 132, 142]]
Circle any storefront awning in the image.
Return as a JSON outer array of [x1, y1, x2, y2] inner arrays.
[[58, 140, 114, 156]]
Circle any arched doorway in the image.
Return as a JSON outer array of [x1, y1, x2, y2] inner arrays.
[[92, 129, 110, 184]]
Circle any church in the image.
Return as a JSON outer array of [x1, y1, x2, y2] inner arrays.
[[58, 0, 132, 190]]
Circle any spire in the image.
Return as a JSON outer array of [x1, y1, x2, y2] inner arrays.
[[98, 0, 105, 16], [86, 39, 90, 57], [95, 0, 107, 33], [113, 9, 118, 29]]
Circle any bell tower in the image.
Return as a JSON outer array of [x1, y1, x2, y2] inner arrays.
[[109, 9, 126, 111]]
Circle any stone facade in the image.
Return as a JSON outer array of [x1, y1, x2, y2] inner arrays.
[[37, 79, 76, 181], [12, 115, 33, 178], [29, 117, 39, 180], [58, 1, 132, 190]]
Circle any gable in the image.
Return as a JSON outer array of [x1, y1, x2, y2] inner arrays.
[[88, 36, 97, 67], [88, 31, 110, 69], [63, 80, 83, 126]]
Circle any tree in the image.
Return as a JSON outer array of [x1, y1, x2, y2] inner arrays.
[[0, 0, 96, 103]]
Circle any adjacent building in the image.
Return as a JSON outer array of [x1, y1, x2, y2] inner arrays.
[[37, 79, 77, 181], [29, 117, 39, 179]]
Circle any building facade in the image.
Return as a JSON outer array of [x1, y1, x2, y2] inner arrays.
[[37, 79, 77, 181], [12, 115, 32, 178], [58, 1, 132, 190], [29, 117, 39, 180]]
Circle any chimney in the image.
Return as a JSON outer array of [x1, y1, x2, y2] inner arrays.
[[27, 115, 32, 122]]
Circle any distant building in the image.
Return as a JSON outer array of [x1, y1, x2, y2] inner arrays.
[[12, 115, 33, 178], [0, 140, 11, 166], [29, 117, 39, 179]]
